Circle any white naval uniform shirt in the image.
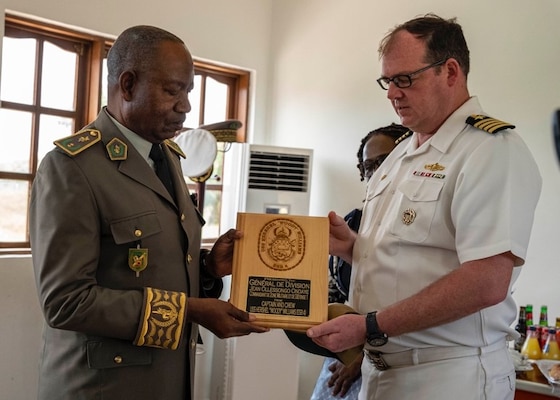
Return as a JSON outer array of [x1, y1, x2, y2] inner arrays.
[[350, 96, 541, 353]]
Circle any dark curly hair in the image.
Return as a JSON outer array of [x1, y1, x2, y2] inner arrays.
[[357, 123, 409, 181]]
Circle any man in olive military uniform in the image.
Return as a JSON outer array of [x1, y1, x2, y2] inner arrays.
[[30, 25, 267, 400]]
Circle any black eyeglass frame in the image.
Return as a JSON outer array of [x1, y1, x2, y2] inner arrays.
[[361, 153, 390, 179], [376, 59, 447, 90]]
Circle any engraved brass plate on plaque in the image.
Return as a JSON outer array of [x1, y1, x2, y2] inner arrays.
[[231, 213, 329, 331]]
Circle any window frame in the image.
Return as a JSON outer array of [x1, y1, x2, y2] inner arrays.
[[3, 14, 111, 123], [193, 60, 249, 143], [189, 61, 250, 246], [0, 15, 109, 254], [0, 14, 250, 254]]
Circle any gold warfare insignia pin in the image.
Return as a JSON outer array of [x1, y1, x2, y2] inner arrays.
[[258, 218, 305, 271], [106, 138, 128, 161], [424, 162, 445, 171], [402, 208, 416, 225], [129, 247, 148, 277]]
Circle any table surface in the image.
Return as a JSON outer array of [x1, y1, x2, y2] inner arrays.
[[516, 363, 559, 397]]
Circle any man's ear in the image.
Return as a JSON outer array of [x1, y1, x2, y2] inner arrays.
[[119, 70, 136, 101], [444, 58, 462, 87]]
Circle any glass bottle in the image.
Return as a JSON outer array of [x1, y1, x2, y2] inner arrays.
[[521, 325, 542, 360], [538, 328, 547, 349], [514, 306, 527, 352], [539, 305, 549, 348], [542, 328, 560, 360], [526, 304, 534, 326], [539, 305, 549, 326]]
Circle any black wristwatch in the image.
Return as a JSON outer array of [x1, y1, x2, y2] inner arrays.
[[366, 311, 388, 347]]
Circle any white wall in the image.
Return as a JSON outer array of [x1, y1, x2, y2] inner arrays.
[[2, 0, 560, 399]]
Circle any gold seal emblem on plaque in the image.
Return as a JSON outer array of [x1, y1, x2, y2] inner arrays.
[[258, 218, 305, 271]]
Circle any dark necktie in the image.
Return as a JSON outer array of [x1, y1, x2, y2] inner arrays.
[[149, 143, 175, 198]]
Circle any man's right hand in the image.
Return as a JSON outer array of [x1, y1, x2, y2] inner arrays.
[[187, 297, 269, 338]]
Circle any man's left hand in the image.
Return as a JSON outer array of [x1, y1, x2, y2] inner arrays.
[[205, 229, 243, 278]]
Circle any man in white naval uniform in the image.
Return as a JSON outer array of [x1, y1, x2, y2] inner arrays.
[[307, 13, 541, 400]]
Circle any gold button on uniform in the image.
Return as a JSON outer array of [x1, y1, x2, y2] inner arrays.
[[114, 355, 123, 364], [190, 339, 196, 349], [187, 254, 193, 263], [134, 229, 142, 237], [181, 214, 186, 221]]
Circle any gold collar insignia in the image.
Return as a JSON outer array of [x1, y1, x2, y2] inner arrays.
[[106, 137, 128, 161]]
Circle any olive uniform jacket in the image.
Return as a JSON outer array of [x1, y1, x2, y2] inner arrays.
[[30, 109, 215, 400]]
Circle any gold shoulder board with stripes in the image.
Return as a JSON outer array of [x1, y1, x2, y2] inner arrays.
[[395, 130, 413, 145], [54, 129, 102, 156], [466, 115, 515, 134], [164, 139, 186, 158]]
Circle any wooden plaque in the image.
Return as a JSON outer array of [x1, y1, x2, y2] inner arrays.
[[231, 212, 329, 331]]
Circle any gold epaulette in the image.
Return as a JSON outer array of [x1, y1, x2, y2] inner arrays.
[[134, 287, 187, 350], [466, 115, 515, 134], [164, 139, 186, 158], [54, 129, 101, 156], [395, 130, 413, 145]]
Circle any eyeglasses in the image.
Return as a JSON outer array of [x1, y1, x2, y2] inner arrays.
[[376, 59, 446, 90], [362, 153, 390, 178]]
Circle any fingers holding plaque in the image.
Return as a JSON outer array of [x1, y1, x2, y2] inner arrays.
[[231, 213, 329, 331]]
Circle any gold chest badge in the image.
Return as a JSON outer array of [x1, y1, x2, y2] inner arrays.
[[402, 208, 417, 225]]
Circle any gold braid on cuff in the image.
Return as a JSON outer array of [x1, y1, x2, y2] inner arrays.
[[134, 287, 187, 350]]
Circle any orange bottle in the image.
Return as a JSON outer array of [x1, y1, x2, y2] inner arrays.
[[521, 326, 542, 360], [543, 328, 560, 360]]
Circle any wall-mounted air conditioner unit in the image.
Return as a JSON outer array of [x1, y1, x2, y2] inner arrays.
[[220, 144, 313, 231], [195, 143, 315, 400]]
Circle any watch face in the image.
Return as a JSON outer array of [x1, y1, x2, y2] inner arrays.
[[367, 336, 388, 347]]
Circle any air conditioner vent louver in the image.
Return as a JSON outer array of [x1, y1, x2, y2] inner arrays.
[[248, 151, 310, 192]]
